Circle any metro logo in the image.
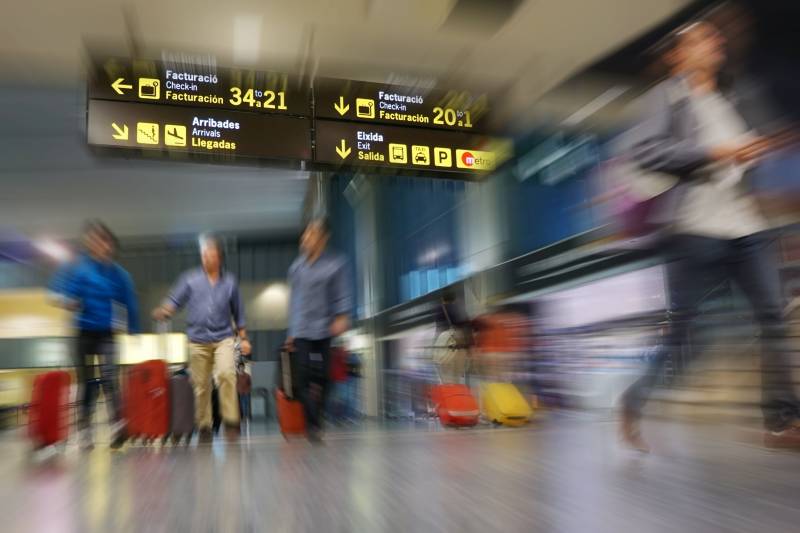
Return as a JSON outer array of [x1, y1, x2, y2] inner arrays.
[[455, 149, 495, 171]]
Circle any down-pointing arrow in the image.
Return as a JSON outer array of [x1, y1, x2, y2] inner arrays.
[[335, 139, 351, 159]]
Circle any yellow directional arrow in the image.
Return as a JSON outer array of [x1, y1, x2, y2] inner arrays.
[[111, 78, 133, 95], [334, 96, 350, 116], [111, 123, 129, 140], [335, 139, 351, 159]]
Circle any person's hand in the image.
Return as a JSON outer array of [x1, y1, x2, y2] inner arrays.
[[239, 338, 252, 357], [62, 298, 81, 312], [708, 143, 739, 162], [284, 337, 294, 353], [710, 138, 772, 165], [735, 137, 774, 164], [152, 306, 171, 321], [329, 315, 349, 338]]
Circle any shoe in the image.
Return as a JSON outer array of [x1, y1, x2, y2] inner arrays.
[[79, 428, 95, 451], [111, 422, 128, 450], [764, 426, 800, 449], [198, 428, 214, 444], [224, 424, 240, 441], [620, 410, 650, 453]]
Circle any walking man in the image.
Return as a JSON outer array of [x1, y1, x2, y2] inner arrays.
[[619, 20, 800, 451], [153, 234, 251, 442], [286, 218, 352, 443], [50, 220, 139, 450]]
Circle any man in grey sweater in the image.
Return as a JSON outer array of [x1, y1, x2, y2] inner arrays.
[[620, 20, 800, 451]]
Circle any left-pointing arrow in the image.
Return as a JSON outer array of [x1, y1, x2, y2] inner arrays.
[[111, 78, 133, 95], [112, 123, 129, 140], [335, 139, 351, 159]]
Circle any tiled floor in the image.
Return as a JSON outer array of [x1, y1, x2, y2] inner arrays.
[[2, 416, 799, 533]]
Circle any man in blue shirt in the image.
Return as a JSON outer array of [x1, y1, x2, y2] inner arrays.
[[286, 218, 352, 443], [153, 234, 251, 442], [50, 220, 139, 450]]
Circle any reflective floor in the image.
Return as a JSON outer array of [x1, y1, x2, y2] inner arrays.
[[2, 416, 799, 533]]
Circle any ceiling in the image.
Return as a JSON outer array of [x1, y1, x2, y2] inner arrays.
[[0, 0, 694, 242]]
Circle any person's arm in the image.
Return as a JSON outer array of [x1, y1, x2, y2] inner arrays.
[[47, 262, 82, 311], [229, 278, 251, 356], [626, 83, 715, 175], [153, 272, 190, 321], [119, 269, 140, 334], [329, 257, 353, 338]]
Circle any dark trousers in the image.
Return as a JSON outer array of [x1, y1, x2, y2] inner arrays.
[[239, 393, 251, 421], [212, 386, 222, 433], [623, 232, 800, 431], [294, 338, 332, 432], [75, 330, 122, 429]]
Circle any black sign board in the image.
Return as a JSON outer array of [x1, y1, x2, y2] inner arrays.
[[373, 284, 467, 338], [89, 58, 311, 116], [87, 100, 311, 160], [314, 119, 509, 173], [314, 77, 489, 132]]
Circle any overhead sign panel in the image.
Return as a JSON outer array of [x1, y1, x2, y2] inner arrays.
[[315, 119, 510, 173], [87, 100, 311, 160], [89, 58, 310, 116], [314, 78, 489, 132]]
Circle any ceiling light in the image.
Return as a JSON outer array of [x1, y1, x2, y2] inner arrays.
[[233, 16, 263, 65], [35, 239, 72, 262]]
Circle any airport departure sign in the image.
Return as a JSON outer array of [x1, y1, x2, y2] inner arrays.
[[89, 58, 311, 116], [86, 57, 508, 174], [314, 119, 509, 173], [87, 100, 311, 160], [314, 78, 489, 132]]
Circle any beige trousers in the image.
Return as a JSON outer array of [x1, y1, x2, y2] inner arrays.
[[190, 337, 239, 428]]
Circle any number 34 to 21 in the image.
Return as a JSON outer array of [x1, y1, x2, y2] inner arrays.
[[229, 87, 287, 110]]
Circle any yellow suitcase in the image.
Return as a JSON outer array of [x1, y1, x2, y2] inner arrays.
[[482, 383, 532, 427]]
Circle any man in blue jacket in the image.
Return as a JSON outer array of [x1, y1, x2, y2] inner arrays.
[[50, 220, 139, 450]]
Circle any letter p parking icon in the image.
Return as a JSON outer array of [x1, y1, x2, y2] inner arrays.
[[434, 147, 452, 168]]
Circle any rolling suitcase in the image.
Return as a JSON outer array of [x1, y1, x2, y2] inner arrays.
[[430, 384, 480, 428], [430, 301, 479, 428], [482, 383, 532, 427], [168, 372, 194, 445], [28, 370, 71, 449], [276, 349, 305, 437], [125, 360, 169, 443]]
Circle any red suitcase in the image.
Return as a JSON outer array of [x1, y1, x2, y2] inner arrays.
[[125, 360, 169, 443], [276, 349, 305, 437], [276, 389, 305, 436], [28, 370, 71, 448], [430, 384, 480, 428]]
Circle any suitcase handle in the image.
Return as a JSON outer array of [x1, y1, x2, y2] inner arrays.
[[280, 349, 295, 399]]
